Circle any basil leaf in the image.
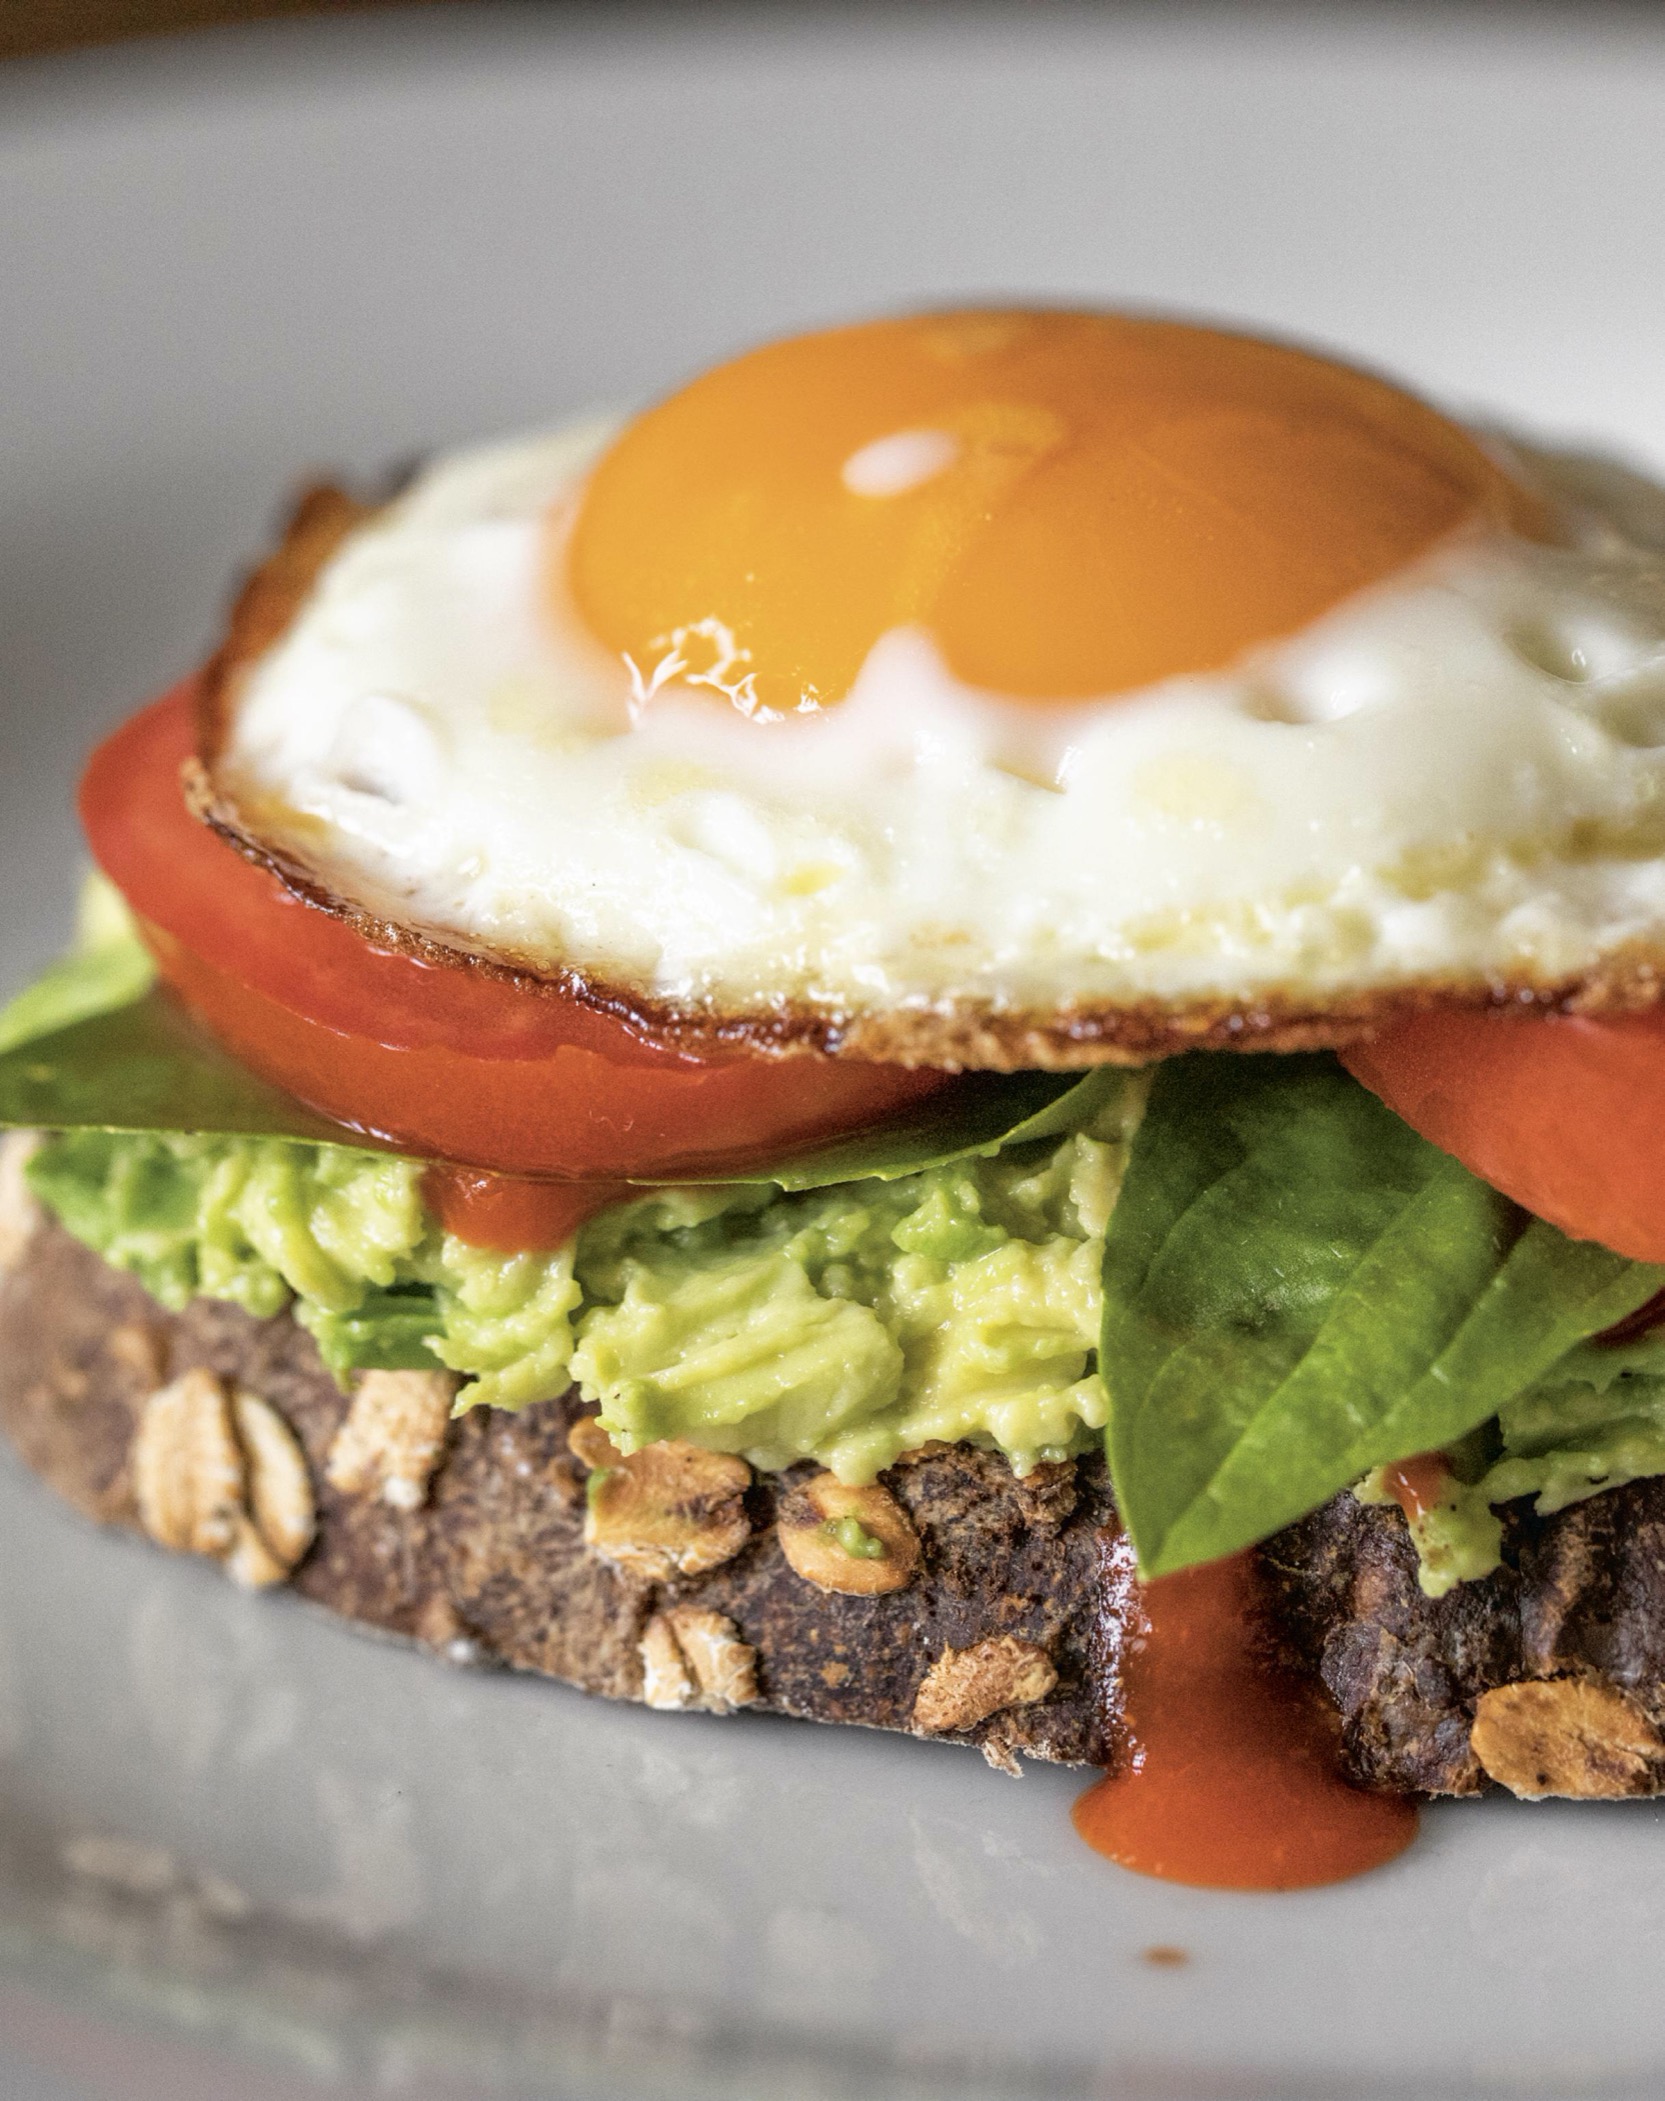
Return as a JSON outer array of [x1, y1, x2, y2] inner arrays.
[[1102, 1053, 1665, 1577], [1529, 1314, 1665, 1397], [708, 1065, 1127, 1191], [0, 990, 392, 1152], [0, 933, 1125, 1188], [0, 874, 156, 1055]]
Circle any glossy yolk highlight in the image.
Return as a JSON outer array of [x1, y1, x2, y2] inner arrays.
[[565, 308, 1548, 712]]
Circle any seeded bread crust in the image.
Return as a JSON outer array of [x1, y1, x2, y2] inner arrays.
[[12, 1214, 1665, 1799], [0, 1217, 1119, 1769], [1263, 1482, 1665, 1796]]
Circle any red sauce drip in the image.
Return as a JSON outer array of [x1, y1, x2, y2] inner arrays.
[[1383, 1451, 1451, 1524], [1073, 1552, 1418, 1890], [423, 1167, 635, 1252]]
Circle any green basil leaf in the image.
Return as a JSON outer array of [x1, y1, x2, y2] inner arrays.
[[1528, 1314, 1665, 1397], [1102, 1053, 1665, 1577], [0, 874, 156, 1055], [0, 934, 1126, 1190], [703, 1065, 1127, 1191], [0, 990, 392, 1152]]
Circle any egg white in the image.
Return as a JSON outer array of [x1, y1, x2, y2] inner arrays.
[[215, 415, 1665, 1032]]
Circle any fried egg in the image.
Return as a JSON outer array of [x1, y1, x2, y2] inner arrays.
[[203, 309, 1665, 1066]]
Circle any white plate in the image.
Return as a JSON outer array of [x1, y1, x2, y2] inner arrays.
[[5, 8, 1665, 2095]]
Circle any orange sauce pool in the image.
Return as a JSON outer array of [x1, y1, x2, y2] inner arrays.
[[1073, 1551, 1418, 1890]]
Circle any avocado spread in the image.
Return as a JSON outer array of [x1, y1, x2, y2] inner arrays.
[[25, 1109, 1136, 1484], [11, 875, 1665, 1588], [1357, 1350, 1665, 1596]]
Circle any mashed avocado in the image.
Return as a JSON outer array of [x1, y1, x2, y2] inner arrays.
[[27, 1127, 448, 1364], [24, 1095, 1139, 1483], [16, 877, 1665, 1581], [1358, 1352, 1665, 1597], [571, 1126, 1126, 1478], [31, 1084, 1665, 1531]]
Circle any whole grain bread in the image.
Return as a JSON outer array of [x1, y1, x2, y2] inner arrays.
[[1263, 1484, 1665, 1797], [0, 1217, 1120, 1770], [9, 1212, 1665, 1801]]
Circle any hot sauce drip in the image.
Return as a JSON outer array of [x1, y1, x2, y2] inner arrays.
[[1382, 1451, 1451, 1525], [1073, 1551, 1417, 1890], [422, 1168, 635, 1253]]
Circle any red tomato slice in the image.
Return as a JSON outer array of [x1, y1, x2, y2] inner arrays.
[[421, 1167, 634, 1251], [1342, 1007, 1665, 1263], [80, 682, 949, 1180]]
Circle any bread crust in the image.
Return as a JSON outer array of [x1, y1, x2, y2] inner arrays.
[[0, 1218, 1116, 1768], [193, 488, 1665, 1074], [13, 1218, 1665, 1798], [1264, 1482, 1665, 1796]]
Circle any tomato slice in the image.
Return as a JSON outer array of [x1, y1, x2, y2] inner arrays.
[[1342, 1006, 1665, 1263], [421, 1167, 634, 1251], [81, 682, 950, 1179]]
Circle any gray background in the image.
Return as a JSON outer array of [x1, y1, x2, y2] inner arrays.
[[4, 6, 1665, 2095]]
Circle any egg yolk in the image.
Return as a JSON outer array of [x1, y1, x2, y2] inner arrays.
[[566, 308, 1548, 713]]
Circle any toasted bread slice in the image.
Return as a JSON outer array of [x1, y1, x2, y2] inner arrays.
[[7, 1213, 1665, 1799], [0, 1216, 1116, 1771]]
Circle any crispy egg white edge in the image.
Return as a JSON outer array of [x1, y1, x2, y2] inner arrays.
[[216, 415, 1665, 1018]]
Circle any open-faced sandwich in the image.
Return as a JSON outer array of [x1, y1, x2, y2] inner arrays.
[[9, 308, 1665, 1889]]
